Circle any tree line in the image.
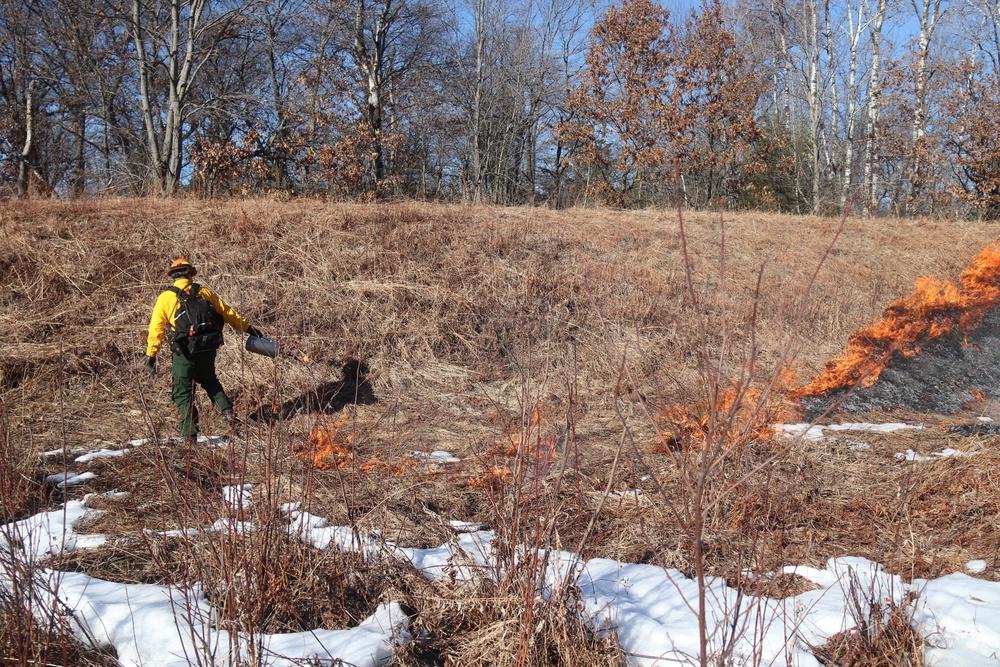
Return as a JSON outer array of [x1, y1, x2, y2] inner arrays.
[[2, 0, 1000, 217]]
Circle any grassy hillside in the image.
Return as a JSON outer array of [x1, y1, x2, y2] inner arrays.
[[4, 199, 994, 431], [1, 199, 998, 664]]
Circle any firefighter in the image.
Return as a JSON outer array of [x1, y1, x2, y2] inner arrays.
[[145, 258, 262, 441]]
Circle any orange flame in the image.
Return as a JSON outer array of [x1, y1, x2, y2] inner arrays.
[[303, 415, 354, 470], [300, 416, 422, 476], [795, 244, 1000, 398], [466, 403, 557, 487], [654, 370, 798, 452], [466, 465, 513, 489]]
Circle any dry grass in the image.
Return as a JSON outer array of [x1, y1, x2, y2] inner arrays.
[[391, 577, 624, 667], [813, 593, 926, 667], [3, 198, 1000, 664]]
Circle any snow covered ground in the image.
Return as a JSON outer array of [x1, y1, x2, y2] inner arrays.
[[4, 424, 1000, 666]]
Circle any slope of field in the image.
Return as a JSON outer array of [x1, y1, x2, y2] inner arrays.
[[3, 199, 1000, 665]]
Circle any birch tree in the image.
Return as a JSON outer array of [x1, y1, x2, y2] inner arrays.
[[838, 0, 868, 211], [906, 0, 945, 210], [803, 0, 823, 212], [0, 0, 47, 196], [862, 0, 889, 213], [352, 0, 438, 192]]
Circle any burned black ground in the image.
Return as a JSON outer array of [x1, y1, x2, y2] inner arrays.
[[803, 308, 1000, 419]]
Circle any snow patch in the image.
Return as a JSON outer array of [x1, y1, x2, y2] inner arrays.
[[778, 422, 924, 443], [966, 560, 988, 574], [222, 484, 252, 510], [408, 450, 461, 463], [44, 471, 97, 488], [0, 501, 105, 559], [75, 447, 130, 463], [286, 508, 380, 555], [895, 448, 975, 462], [448, 520, 483, 533]]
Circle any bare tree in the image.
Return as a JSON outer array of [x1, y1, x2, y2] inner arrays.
[[539, 0, 594, 206], [906, 0, 945, 210], [0, 0, 48, 197], [803, 0, 823, 212], [351, 0, 438, 192], [838, 0, 868, 211], [260, 0, 306, 190], [127, 0, 240, 194], [862, 0, 890, 214]]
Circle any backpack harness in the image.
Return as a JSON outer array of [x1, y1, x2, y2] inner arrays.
[[167, 283, 225, 355]]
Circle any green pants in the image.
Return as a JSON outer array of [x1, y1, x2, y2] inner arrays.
[[171, 350, 233, 436]]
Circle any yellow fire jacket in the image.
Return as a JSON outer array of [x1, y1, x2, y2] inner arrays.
[[146, 278, 250, 357]]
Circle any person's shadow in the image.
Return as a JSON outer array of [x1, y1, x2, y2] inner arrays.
[[250, 359, 375, 422]]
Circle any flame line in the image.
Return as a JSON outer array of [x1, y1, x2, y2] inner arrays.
[[795, 244, 1000, 398]]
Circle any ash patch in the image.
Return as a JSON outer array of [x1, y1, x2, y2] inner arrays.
[[803, 308, 1000, 419], [948, 421, 1000, 437]]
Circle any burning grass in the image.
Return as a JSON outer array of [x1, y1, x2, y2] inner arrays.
[[796, 244, 1000, 397], [653, 370, 799, 453], [300, 414, 420, 476]]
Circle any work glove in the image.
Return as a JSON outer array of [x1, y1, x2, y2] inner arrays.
[[246, 325, 264, 339], [145, 356, 156, 377]]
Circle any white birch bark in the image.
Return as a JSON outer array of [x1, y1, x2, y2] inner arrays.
[[908, 0, 944, 210], [15, 79, 35, 198], [805, 0, 823, 213], [840, 0, 867, 211], [825, 0, 839, 184], [862, 0, 888, 214]]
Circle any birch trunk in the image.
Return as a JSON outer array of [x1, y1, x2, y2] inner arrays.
[[130, 0, 216, 195], [825, 0, 839, 185], [908, 0, 943, 212], [15, 80, 35, 199], [840, 0, 865, 211], [805, 0, 822, 213], [355, 0, 393, 189], [862, 0, 887, 215]]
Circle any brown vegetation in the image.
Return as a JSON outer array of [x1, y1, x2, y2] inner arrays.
[[2, 199, 1000, 664]]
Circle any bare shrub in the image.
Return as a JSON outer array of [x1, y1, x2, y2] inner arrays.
[[813, 592, 925, 667], [0, 406, 117, 666]]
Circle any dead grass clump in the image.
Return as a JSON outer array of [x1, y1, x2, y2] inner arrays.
[[813, 593, 926, 667], [54, 538, 194, 586], [0, 407, 43, 522], [393, 578, 624, 667], [734, 571, 820, 598], [0, 613, 119, 667], [198, 539, 401, 633]]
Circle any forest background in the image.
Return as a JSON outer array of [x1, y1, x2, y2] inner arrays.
[[2, 0, 1000, 218]]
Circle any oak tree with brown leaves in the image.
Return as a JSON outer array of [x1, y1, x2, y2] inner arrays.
[[943, 60, 1000, 218], [566, 0, 673, 206], [568, 0, 760, 208]]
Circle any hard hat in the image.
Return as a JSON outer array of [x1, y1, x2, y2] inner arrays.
[[167, 258, 197, 277]]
